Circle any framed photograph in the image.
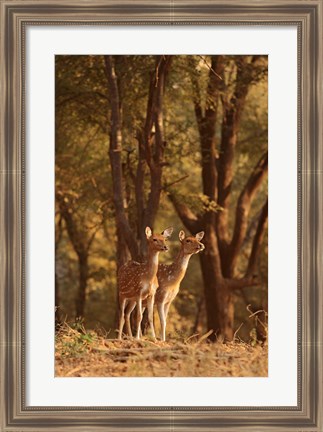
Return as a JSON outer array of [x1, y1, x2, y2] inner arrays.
[[1, 0, 322, 430]]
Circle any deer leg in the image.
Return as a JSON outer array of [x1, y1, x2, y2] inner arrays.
[[139, 306, 146, 338], [135, 297, 143, 339], [118, 298, 126, 340], [157, 302, 166, 342], [125, 301, 136, 337], [162, 302, 171, 341], [146, 296, 156, 340]]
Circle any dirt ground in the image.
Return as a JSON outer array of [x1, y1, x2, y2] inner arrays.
[[55, 326, 268, 377]]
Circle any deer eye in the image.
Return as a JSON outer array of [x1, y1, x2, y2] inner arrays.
[[186, 239, 191, 243], [153, 239, 158, 242]]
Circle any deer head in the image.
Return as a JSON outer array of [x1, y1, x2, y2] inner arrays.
[[145, 226, 173, 252], [178, 230, 205, 254]]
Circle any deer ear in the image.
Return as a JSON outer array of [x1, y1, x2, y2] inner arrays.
[[179, 230, 186, 241], [162, 227, 173, 238], [195, 231, 205, 241], [145, 227, 152, 239]]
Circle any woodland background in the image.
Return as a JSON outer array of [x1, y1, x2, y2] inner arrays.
[[55, 55, 268, 343]]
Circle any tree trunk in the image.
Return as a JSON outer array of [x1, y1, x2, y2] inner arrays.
[[75, 253, 89, 318], [104, 55, 139, 264], [191, 295, 204, 334], [199, 243, 234, 341], [56, 193, 97, 322], [217, 282, 234, 341], [105, 56, 172, 335], [55, 217, 63, 329], [55, 271, 62, 329]]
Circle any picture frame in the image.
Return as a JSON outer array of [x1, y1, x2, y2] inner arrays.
[[0, 0, 322, 430]]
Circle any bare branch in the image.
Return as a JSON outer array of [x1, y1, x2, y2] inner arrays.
[[229, 151, 268, 274], [162, 174, 189, 191], [201, 56, 224, 204], [168, 193, 201, 233], [55, 91, 109, 108], [217, 56, 262, 246], [191, 56, 224, 215], [56, 192, 88, 257], [188, 57, 203, 124], [246, 198, 268, 277], [86, 225, 101, 253], [134, 132, 146, 240], [144, 56, 172, 229], [228, 276, 260, 291], [198, 55, 223, 80], [104, 55, 139, 260], [55, 215, 63, 247]]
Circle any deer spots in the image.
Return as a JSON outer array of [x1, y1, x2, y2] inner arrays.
[[117, 226, 173, 340]]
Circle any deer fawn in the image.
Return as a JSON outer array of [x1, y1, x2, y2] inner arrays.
[[117, 226, 173, 340], [155, 230, 205, 341], [125, 230, 205, 341]]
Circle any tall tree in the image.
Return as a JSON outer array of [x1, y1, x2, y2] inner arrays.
[[104, 55, 172, 265], [55, 214, 63, 328], [56, 191, 99, 318], [170, 55, 268, 340]]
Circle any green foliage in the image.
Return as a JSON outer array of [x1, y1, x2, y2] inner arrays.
[[56, 320, 99, 357]]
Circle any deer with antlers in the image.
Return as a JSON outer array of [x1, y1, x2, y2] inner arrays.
[[117, 226, 173, 340], [125, 230, 205, 341]]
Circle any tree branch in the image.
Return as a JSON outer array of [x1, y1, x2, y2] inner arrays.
[[229, 151, 268, 274], [86, 224, 101, 253], [132, 56, 172, 256], [189, 57, 203, 125], [144, 56, 172, 229], [55, 91, 109, 108], [246, 198, 268, 277], [228, 276, 260, 291], [198, 55, 223, 81], [168, 193, 201, 233], [216, 56, 261, 247], [104, 55, 139, 260], [56, 192, 88, 257], [134, 131, 146, 242], [191, 56, 224, 212], [142, 76, 156, 171], [163, 174, 190, 190], [55, 215, 63, 248]]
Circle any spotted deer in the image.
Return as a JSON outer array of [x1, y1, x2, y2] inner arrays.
[[125, 230, 205, 341], [155, 230, 205, 341], [117, 226, 173, 340]]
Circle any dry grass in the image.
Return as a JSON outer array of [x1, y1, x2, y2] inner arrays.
[[55, 323, 268, 377]]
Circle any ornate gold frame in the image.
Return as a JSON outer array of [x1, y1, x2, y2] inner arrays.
[[0, 1, 322, 430]]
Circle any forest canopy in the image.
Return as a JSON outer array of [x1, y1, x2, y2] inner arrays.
[[55, 55, 268, 342]]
